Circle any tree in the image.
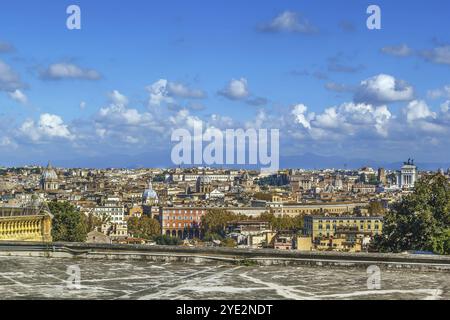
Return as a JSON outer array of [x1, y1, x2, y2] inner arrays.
[[431, 229, 450, 255], [128, 216, 161, 239], [259, 212, 303, 231], [154, 235, 182, 245], [368, 174, 378, 185], [84, 212, 102, 232], [256, 174, 289, 186], [368, 201, 386, 216], [203, 232, 224, 242], [152, 173, 167, 182], [373, 174, 450, 254], [253, 192, 273, 201], [201, 209, 245, 236], [49, 201, 87, 242], [221, 238, 236, 248]]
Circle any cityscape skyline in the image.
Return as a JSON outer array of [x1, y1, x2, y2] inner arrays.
[[2, 0, 450, 304], [1, 153, 449, 171], [1, 0, 450, 167]]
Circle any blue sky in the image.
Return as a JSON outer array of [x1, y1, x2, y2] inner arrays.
[[1, 0, 450, 168]]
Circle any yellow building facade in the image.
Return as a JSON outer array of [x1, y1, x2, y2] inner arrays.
[[0, 206, 53, 242], [304, 215, 383, 239], [298, 216, 383, 252]]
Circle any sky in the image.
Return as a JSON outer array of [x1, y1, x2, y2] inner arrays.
[[0, 0, 450, 168]]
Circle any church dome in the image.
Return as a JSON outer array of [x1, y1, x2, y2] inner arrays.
[[143, 180, 158, 203], [143, 188, 158, 199], [41, 162, 58, 181]]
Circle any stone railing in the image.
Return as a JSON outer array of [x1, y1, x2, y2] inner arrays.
[[0, 207, 52, 242]]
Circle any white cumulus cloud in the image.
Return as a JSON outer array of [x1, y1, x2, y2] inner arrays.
[[41, 63, 101, 80], [259, 11, 318, 34], [166, 82, 206, 99], [218, 78, 249, 100], [20, 114, 74, 141], [291, 104, 313, 129], [427, 85, 450, 99], [8, 89, 28, 104], [354, 74, 414, 105], [147, 79, 175, 106], [0, 60, 23, 91], [403, 100, 436, 123], [146, 79, 205, 107], [421, 45, 450, 65], [108, 90, 129, 107]]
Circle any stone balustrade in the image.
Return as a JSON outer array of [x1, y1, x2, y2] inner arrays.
[[0, 206, 52, 242]]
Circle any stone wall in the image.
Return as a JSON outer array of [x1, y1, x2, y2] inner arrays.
[[0, 241, 449, 271]]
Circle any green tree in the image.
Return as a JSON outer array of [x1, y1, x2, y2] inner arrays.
[[259, 212, 303, 231], [49, 201, 87, 242], [431, 229, 450, 254], [221, 238, 236, 248], [373, 174, 450, 254], [368, 174, 378, 185], [201, 209, 244, 236], [152, 173, 167, 182], [153, 235, 182, 245], [203, 232, 224, 242], [128, 216, 161, 239], [256, 174, 289, 186], [84, 212, 102, 232], [368, 201, 386, 216]]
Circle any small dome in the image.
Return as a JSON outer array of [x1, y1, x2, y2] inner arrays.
[[143, 189, 158, 199], [143, 180, 158, 201], [41, 162, 58, 181]]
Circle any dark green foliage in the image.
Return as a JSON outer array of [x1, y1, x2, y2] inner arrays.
[[203, 232, 224, 241], [368, 201, 386, 215], [49, 201, 87, 242], [373, 174, 450, 254], [259, 212, 303, 231], [153, 235, 182, 245], [201, 209, 246, 237], [256, 174, 289, 186], [128, 216, 161, 239]]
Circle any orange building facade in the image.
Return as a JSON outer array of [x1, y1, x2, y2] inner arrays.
[[160, 207, 207, 239]]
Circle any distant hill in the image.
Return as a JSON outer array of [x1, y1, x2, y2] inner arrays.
[[2, 151, 449, 171], [280, 153, 450, 171]]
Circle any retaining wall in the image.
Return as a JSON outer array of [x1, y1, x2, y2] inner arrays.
[[1, 241, 450, 271]]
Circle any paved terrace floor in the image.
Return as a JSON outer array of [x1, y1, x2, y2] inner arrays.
[[0, 256, 449, 300]]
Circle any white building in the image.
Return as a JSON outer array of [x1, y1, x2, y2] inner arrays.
[[209, 189, 225, 199], [93, 202, 125, 224], [397, 159, 418, 189]]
